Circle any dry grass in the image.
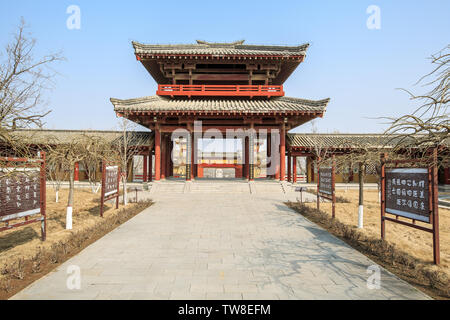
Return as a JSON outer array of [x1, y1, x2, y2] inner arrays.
[[0, 188, 152, 299], [287, 189, 450, 299]]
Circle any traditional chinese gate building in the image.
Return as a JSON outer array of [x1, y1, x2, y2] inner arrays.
[[110, 40, 330, 181]]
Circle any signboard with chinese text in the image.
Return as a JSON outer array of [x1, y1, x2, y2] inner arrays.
[[100, 163, 120, 217], [319, 167, 332, 195], [0, 154, 46, 241], [104, 165, 119, 197], [0, 169, 41, 221], [385, 168, 430, 223]]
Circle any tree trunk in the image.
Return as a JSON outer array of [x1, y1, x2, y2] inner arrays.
[[122, 121, 128, 206], [358, 162, 364, 229], [66, 168, 74, 230]]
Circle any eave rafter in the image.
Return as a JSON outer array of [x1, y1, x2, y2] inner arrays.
[[136, 53, 304, 62], [116, 110, 324, 118]]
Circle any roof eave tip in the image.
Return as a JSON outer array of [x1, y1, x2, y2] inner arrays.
[[131, 41, 141, 51]]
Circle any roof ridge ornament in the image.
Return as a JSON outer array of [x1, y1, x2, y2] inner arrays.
[[195, 40, 245, 46]]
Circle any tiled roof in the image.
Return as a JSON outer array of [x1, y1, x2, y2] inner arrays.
[[287, 133, 398, 149], [132, 40, 309, 57], [10, 129, 153, 147], [288, 133, 450, 153], [111, 96, 330, 114]]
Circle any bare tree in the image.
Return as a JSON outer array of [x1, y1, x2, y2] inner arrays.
[[0, 19, 63, 156], [335, 142, 380, 228], [115, 118, 149, 206], [46, 152, 68, 203], [46, 134, 88, 229], [334, 137, 409, 228], [79, 134, 113, 194], [385, 45, 449, 164], [309, 121, 332, 165]]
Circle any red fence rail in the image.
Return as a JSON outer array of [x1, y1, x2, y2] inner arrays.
[[157, 84, 284, 97]]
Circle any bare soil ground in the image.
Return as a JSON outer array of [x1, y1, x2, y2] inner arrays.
[[0, 188, 152, 299], [288, 189, 450, 299]]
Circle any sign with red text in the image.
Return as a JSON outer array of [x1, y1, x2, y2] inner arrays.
[[104, 166, 119, 197]]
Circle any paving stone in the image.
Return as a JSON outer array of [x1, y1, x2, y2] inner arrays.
[[190, 283, 224, 294], [10, 186, 430, 300], [242, 292, 280, 300], [206, 292, 243, 300], [170, 292, 207, 300], [224, 284, 259, 294]]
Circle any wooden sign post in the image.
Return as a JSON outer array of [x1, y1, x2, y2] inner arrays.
[[0, 152, 47, 241], [317, 155, 336, 218], [380, 149, 440, 264], [100, 162, 121, 217]]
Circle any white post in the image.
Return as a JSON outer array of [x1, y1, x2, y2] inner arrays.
[[66, 206, 73, 230], [358, 205, 364, 229], [55, 190, 59, 203]]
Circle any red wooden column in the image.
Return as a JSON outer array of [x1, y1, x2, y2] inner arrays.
[[160, 134, 166, 180], [74, 162, 79, 182], [143, 154, 148, 182], [165, 136, 171, 178], [186, 132, 191, 181], [287, 152, 292, 182], [245, 137, 249, 180], [293, 156, 297, 183], [162, 134, 170, 180], [148, 148, 153, 182], [191, 130, 195, 180], [274, 130, 280, 180], [280, 124, 286, 181], [168, 140, 173, 177], [241, 137, 245, 180], [267, 132, 271, 179], [249, 123, 255, 181], [154, 127, 161, 181], [194, 135, 199, 178]]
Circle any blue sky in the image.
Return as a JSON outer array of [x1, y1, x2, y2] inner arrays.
[[1, 0, 449, 133]]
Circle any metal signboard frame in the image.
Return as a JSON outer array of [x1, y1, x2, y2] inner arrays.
[[100, 162, 121, 217], [380, 149, 440, 264], [0, 152, 47, 241]]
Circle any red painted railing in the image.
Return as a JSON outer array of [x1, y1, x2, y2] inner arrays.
[[157, 84, 284, 97]]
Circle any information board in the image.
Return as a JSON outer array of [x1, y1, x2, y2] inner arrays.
[[318, 167, 333, 195], [385, 168, 430, 223], [380, 150, 440, 264], [0, 169, 41, 221], [104, 165, 119, 197], [0, 154, 46, 241], [100, 163, 120, 217]]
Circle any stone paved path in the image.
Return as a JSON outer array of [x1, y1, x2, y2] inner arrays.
[[12, 184, 429, 300]]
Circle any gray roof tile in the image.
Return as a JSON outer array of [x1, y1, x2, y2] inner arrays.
[[288, 133, 407, 149], [133, 40, 309, 57], [10, 129, 153, 147], [110, 95, 330, 114]]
